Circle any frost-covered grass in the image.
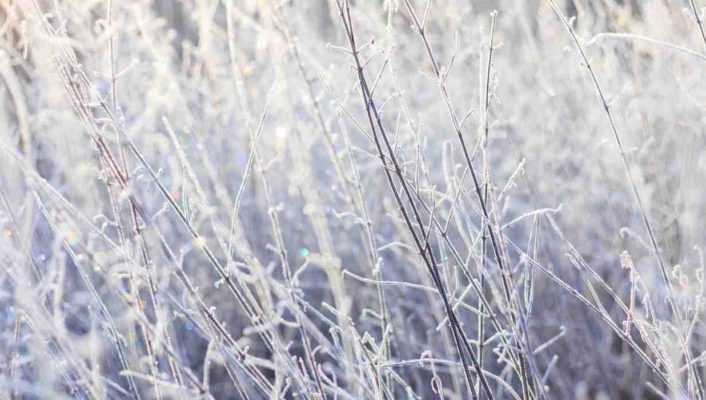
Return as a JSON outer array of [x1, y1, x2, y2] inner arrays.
[[2, 0, 706, 398]]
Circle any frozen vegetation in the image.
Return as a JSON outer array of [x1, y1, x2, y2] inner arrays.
[[1, 0, 706, 398]]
